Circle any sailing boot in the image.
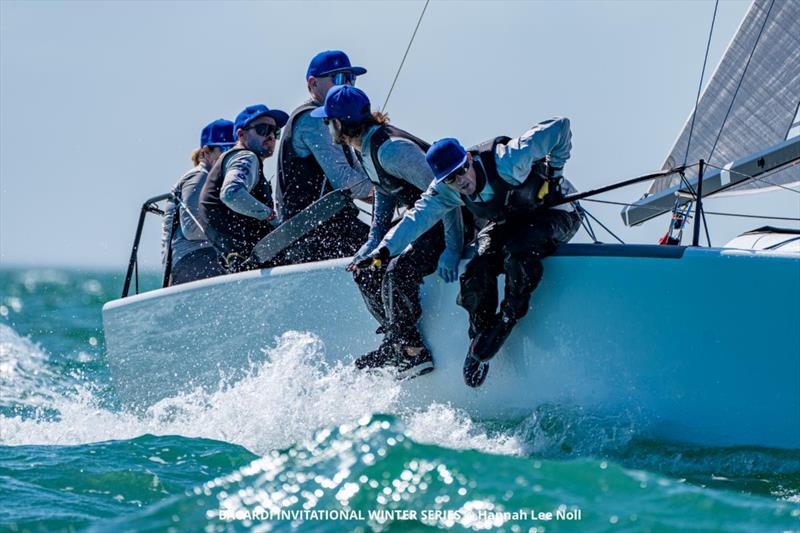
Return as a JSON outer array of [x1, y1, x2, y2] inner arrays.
[[355, 337, 399, 370], [468, 313, 516, 363], [463, 353, 490, 388], [394, 346, 434, 380]]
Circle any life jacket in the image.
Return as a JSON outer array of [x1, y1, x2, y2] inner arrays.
[[176, 166, 210, 242], [198, 148, 273, 256], [275, 103, 358, 220], [461, 136, 561, 223], [363, 125, 430, 209]]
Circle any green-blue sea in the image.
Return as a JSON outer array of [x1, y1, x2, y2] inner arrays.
[[1, 267, 798, 532]]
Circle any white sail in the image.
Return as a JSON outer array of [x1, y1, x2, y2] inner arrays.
[[649, 0, 800, 197]]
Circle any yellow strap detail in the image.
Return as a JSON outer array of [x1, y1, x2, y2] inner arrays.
[[537, 181, 550, 200], [225, 252, 241, 266]]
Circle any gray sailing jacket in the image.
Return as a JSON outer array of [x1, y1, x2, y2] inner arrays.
[[379, 118, 577, 256], [161, 163, 213, 267], [357, 125, 464, 260]]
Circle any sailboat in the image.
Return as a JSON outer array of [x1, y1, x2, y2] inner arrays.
[[102, 0, 800, 450]]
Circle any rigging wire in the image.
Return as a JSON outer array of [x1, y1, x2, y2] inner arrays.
[[679, 171, 712, 246], [577, 210, 600, 243], [701, 211, 799, 222], [786, 98, 800, 140], [382, 0, 430, 112], [703, 161, 800, 195], [581, 197, 800, 222], [579, 206, 625, 244], [708, 0, 775, 162], [683, 0, 720, 166]]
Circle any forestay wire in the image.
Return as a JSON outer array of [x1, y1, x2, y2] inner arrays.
[[382, 0, 430, 112], [683, 0, 720, 166]]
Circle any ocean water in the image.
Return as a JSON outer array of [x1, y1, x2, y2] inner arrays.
[[1, 267, 798, 532]]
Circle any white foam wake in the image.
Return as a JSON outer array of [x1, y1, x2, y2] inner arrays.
[[0, 323, 74, 411], [4, 323, 797, 488], [0, 328, 527, 458]]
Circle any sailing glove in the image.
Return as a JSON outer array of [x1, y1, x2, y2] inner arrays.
[[356, 246, 390, 270], [437, 249, 461, 283], [353, 240, 377, 264]]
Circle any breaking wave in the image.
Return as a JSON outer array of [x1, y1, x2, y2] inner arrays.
[[2, 323, 799, 497]]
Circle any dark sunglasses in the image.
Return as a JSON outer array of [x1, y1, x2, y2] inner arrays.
[[326, 71, 357, 86], [247, 123, 281, 139], [443, 163, 469, 185]]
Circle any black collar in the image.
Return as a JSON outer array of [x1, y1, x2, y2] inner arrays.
[[468, 158, 488, 200]]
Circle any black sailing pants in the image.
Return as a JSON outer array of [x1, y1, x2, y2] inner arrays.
[[352, 222, 446, 347], [458, 209, 581, 337], [170, 247, 226, 285]]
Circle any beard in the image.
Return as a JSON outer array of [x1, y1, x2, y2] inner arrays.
[[247, 138, 273, 158]]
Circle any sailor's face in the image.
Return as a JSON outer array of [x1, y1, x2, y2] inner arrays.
[[445, 158, 477, 196], [204, 145, 225, 166], [314, 70, 355, 100], [241, 116, 278, 158]]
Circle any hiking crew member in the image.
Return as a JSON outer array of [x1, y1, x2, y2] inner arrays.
[[275, 50, 373, 264], [198, 104, 288, 269], [315, 86, 466, 379], [358, 119, 580, 387], [162, 119, 235, 284]]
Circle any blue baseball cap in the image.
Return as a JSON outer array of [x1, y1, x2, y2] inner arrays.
[[200, 119, 235, 148], [427, 138, 468, 183], [306, 50, 367, 80], [234, 104, 289, 134], [309, 85, 371, 123]]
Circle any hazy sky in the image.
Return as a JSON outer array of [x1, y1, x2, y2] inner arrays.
[[2, 0, 796, 269]]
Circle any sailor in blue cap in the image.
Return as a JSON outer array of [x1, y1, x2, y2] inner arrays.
[[357, 119, 581, 387], [274, 50, 373, 264], [162, 119, 235, 284], [317, 85, 469, 380], [198, 104, 289, 269]]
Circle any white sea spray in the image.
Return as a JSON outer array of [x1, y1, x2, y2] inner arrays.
[[1, 330, 398, 454], [0, 325, 543, 460]]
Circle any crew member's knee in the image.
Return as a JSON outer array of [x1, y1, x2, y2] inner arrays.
[[504, 251, 544, 292], [461, 254, 494, 280], [458, 257, 496, 310], [353, 267, 383, 291], [501, 252, 544, 321], [384, 253, 423, 289]]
